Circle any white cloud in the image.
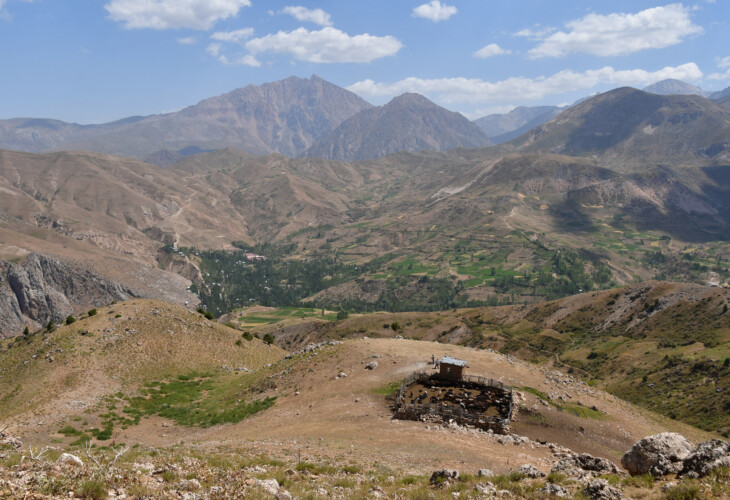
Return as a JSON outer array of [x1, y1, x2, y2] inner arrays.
[[211, 28, 254, 43], [105, 0, 251, 30], [474, 43, 512, 58], [177, 36, 197, 44], [718, 56, 730, 69], [0, 0, 33, 18], [207, 41, 261, 66], [708, 70, 730, 81], [515, 26, 556, 40], [280, 6, 332, 27], [207, 42, 222, 57], [412, 1, 457, 22], [526, 4, 702, 58], [347, 63, 703, 104], [244, 27, 403, 64], [235, 54, 261, 67]]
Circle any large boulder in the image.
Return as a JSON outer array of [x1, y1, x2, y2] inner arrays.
[[680, 439, 730, 477], [621, 432, 693, 476]]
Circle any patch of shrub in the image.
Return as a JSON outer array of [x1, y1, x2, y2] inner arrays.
[[87, 309, 97, 317], [663, 483, 700, 500], [77, 479, 108, 499], [66, 315, 76, 325]]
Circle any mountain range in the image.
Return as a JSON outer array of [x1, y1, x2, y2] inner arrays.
[[2, 76, 729, 163], [303, 92, 490, 161], [1, 77, 730, 339]]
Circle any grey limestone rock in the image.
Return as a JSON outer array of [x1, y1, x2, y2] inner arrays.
[[0, 253, 133, 338], [680, 439, 730, 477], [621, 432, 693, 476]]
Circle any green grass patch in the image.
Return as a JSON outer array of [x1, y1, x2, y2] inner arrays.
[[239, 307, 337, 324], [124, 373, 276, 428], [373, 382, 400, 396]]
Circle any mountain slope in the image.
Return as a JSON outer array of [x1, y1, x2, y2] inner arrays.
[[0, 76, 373, 158], [643, 79, 708, 96], [303, 93, 491, 161], [513, 87, 730, 165], [263, 281, 730, 434], [475, 106, 563, 143]]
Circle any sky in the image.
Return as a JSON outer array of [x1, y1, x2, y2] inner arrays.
[[0, 0, 728, 124]]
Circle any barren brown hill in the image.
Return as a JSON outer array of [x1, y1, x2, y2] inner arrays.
[[251, 281, 730, 434], [0, 300, 713, 478]]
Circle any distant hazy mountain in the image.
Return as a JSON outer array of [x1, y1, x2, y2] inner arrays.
[[512, 87, 730, 163], [303, 93, 491, 161], [643, 79, 708, 97], [709, 86, 730, 101], [474, 106, 562, 143], [0, 76, 373, 159]]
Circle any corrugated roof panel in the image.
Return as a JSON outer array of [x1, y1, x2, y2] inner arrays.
[[440, 356, 467, 367]]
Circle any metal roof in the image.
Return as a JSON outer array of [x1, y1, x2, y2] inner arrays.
[[440, 356, 467, 367]]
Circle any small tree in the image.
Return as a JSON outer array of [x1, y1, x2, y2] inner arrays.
[[336, 309, 349, 321], [65, 315, 76, 325], [22, 326, 29, 336], [242, 331, 253, 341], [88, 309, 97, 317], [390, 321, 400, 332], [263, 333, 275, 345], [46, 321, 55, 332]]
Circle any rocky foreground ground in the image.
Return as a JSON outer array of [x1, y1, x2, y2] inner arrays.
[[1, 428, 728, 499]]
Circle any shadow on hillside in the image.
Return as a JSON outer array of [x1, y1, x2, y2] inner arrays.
[[547, 199, 599, 234], [701, 165, 730, 218], [632, 206, 730, 243], [566, 91, 664, 153]]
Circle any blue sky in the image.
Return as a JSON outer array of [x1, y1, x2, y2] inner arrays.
[[0, 0, 728, 123]]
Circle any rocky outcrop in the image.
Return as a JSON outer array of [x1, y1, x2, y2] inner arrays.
[[429, 469, 459, 486], [621, 432, 694, 476], [0, 253, 133, 338], [680, 439, 730, 477], [584, 478, 623, 500], [552, 453, 621, 476]]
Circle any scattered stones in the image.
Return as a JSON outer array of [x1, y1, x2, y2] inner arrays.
[[0, 428, 21, 449], [477, 469, 494, 477], [474, 482, 496, 495], [368, 485, 386, 497], [56, 453, 83, 467], [365, 361, 378, 370], [255, 478, 280, 496], [176, 479, 201, 491], [337, 371, 347, 378], [284, 341, 343, 359], [621, 432, 694, 476], [430, 469, 459, 486], [680, 439, 730, 477], [517, 464, 544, 478], [583, 479, 623, 500]]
